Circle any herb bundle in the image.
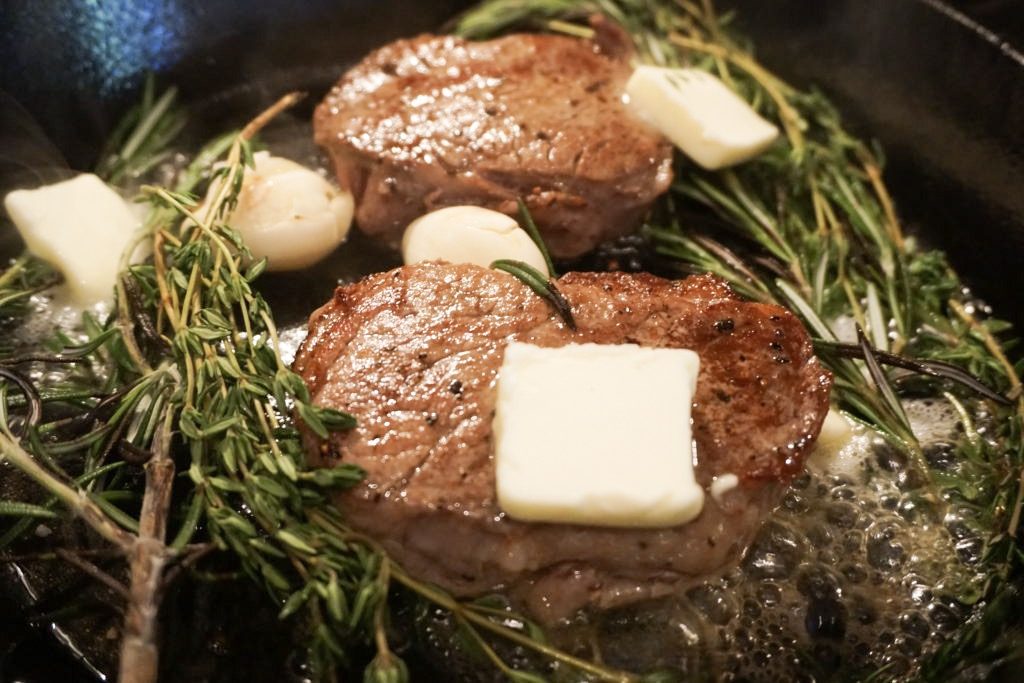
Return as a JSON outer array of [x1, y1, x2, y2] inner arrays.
[[0, 1, 1021, 682]]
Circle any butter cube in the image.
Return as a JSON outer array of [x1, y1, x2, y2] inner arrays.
[[4, 174, 139, 304], [493, 342, 704, 528], [625, 65, 779, 170]]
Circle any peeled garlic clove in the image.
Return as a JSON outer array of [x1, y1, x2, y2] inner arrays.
[[401, 205, 550, 275], [229, 153, 353, 271]]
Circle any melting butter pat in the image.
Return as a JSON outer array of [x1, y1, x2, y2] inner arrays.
[[402, 206, 549, 275], [494, 342, 704, 528], [625, 66, 779, 170], [808, 409, 865, 479], [816, 409, 856, 456], [4, 174, 138, 305], [710, 473, 739, 503]]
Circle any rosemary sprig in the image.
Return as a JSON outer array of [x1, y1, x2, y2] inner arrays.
[[0, 500, 59, 519], [95, 73, 187, 187], [516, 198, 557, 277], [491, 259, 577, 330], [815, 339, 1011, 406]]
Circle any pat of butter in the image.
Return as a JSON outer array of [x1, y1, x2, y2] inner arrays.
[[625, 65, 779, 170], [402, 206, 550, 275], [817, 409, 856, 456], [4, 174, 138, 305], [494, 342, 704, 528], [710, 473, 739, 503], [808, 408, 865, 479]]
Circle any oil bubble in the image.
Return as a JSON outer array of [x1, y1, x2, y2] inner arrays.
[[805, 597, 847, 639], [796, 565, 841, 601], [742, 521, 804, 580], [900, 611, 931, 640], [687, 584, 735, 626], [867, 523, 906, 571]]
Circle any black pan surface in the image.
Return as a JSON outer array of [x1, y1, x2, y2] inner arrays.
[[0, 1, 1022, 681]]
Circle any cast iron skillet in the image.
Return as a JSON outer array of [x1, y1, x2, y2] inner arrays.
[[0, 1, 1022, 680]]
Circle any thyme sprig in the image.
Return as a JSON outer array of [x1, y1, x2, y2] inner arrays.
[[121, 95, 391, 677]]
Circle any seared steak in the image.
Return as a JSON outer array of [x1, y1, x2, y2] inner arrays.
[[313, 33, 673, 259], [294, 263, 832, 621]]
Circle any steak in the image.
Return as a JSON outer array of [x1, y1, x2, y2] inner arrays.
[[294, 263, 832, 621], [313, 32, 674, 259]]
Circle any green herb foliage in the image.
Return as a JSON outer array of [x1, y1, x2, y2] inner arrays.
[[96, 73, 188, 187]]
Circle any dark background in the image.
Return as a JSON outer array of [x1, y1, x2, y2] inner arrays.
[[955, 0, 1024, 41]]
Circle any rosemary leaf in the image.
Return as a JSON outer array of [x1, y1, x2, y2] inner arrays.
[[815, 340, 1011, 406], [0, 501, 59, 519], [516, 198, 557, 277], [490, 259, 577, 330], [856, 324, 912, 432]]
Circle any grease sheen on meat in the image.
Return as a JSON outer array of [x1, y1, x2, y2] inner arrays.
[[294, 264, 832, 621], [313, 33, 674, 258]]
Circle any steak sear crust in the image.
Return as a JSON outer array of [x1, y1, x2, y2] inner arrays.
[[294, 263, 832, 621], [313, 33, 673, 259]]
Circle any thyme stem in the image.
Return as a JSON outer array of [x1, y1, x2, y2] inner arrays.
[[118, 411, 177, 683], [949, 299, 1023, 407], [55, 548, 130, 600]]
